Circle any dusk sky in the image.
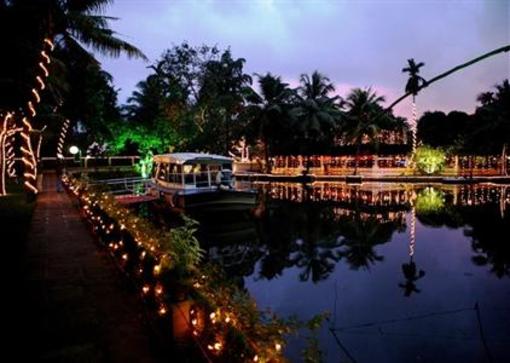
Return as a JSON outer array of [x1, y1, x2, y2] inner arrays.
[[99, 0, 509, 120]]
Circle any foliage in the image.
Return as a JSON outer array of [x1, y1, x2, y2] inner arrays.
[[415, 146, 446, 174], [65, 176, 292, 361], [342, 88, 406, 173], [135, 150, 153, 178], [301, 312, 330, 363], [417, 111, 471, 149], [415, 187, 445, 215], [293, 71, 342, 157], [402, 58, 426, 96], [242, 73, 295, 171], [168, 215, 203, 275]]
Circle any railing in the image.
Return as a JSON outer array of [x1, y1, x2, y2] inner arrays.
[[268, 155, 510, 176], [11, 156, 141, 170], [86, 176, 152, 195]]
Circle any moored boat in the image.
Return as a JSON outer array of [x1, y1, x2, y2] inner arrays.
[[150, 152, 257, 210]]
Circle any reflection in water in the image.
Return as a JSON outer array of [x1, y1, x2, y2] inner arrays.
[[399, 205, 426, 297], [148, 182, 510, 362], [193, 182, 510, 282]]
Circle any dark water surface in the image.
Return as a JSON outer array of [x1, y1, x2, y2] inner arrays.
[[160, 182, 510, 362]]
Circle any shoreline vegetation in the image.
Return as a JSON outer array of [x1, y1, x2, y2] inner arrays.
[[63, 174, 329, 362]]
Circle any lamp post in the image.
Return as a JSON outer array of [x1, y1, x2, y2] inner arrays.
[[69, 145, 81, 167]]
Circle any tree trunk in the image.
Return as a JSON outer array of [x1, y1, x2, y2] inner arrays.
[[304, 155, 311, 175], [386, 45, 510, 112], [502, 144, 507, 176], [0, 128, 6, 196], [353, 143, 361, 175], [263, 137, 271, 174], [224, 113, 229, 156], [469, 155, 474, 179], [21, 117, 38, 199]]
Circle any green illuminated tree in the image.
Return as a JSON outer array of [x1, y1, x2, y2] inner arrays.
[[414, 146, 446, 175]]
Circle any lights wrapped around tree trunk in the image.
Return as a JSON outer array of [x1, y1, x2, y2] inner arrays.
[[0, 113, 21, 196], [57, 118, 70, 159], [409, 98, 418, 157], [21, 37, 54, 195]]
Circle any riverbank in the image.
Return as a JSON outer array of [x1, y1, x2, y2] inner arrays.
[[13, 173, 165, 362], [235, 172, 510, 184]]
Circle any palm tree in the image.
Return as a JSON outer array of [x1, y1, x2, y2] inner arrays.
[[294, 71, 341, 173], [476, 91, 494, 106], [1, 1, 146, 196], [243, 73, 294, 173], [343, 88, 388, 175], [387, 45, 510, 111], [402, 59, 426, 156], [337, 215, 386, 270]]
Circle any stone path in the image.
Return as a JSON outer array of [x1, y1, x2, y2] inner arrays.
[[19, 173, 164, 362]]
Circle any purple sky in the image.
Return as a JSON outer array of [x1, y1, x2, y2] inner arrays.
[[99, 0, 509, 120]]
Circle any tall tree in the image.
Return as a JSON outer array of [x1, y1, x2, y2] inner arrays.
[[343, 88, 390, 175], [198, 50, 252, 154], [402, 58, 426, 156], [293, 71, 341, 170], [243, 73, 295, 172], [472, 79, 510, 174]]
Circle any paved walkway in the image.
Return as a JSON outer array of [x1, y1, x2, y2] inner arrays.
[[19, 173, 164, 362]]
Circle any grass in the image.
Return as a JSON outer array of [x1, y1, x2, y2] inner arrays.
[[0, 181, 35, 263], [0, 181, 36, 358]]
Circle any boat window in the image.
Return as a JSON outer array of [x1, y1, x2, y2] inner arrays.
[[169, 164, 181, 184], [196, 164, 210, 187], [158, 163, 168, 182]]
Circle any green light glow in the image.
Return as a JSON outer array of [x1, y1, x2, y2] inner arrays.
[[415, 187, 445, 214], [415, 146, 446, 175]]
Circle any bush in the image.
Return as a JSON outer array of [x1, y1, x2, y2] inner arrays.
[[415, 146, 446, 174]]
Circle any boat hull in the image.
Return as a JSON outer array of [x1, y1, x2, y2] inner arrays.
[[178, 190, 257, 211]]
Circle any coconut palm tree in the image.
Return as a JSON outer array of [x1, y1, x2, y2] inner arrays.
[[402, 59, 426, 156], [293, 71, 342, 173], [476, 91, 494, 106], [243, 73, 295, 173], [0, 0, 146, 196], [343, 88, 389, 175], [387, 45, 510, 111]]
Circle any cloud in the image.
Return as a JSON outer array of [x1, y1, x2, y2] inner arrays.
[[99, 0, 510, 119]]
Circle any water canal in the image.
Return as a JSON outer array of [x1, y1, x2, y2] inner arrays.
[[146, 182, 510, 362]]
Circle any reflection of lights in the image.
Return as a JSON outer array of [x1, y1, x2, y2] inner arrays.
[[409, 206, 416, 257]]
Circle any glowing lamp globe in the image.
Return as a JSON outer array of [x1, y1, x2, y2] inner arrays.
[[69, 146, 79, 155]]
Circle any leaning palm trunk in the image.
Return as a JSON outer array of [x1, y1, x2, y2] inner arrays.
[[386, 45, 510, 111]]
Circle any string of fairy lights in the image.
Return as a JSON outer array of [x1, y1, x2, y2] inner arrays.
[[409, 206, 416, 258], [410, 99, 418, 156], [19, 37, 54, 194], [0, 113, 21, 195], [62, 175, 287, 363], [57, 118, 70, 159]]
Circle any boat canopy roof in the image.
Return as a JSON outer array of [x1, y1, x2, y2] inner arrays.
[[153, 152, 233, 165]]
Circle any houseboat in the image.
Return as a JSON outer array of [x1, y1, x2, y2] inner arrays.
[[150, 153, 257, 210]]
